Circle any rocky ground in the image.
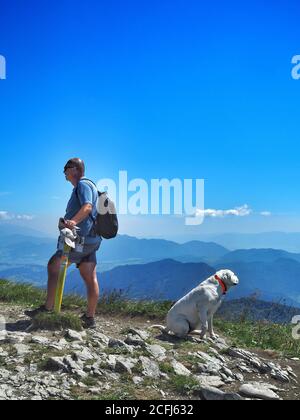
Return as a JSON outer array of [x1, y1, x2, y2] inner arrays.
[[0, 304, 299, 400]]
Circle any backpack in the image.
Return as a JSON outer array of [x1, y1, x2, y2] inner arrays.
[[76, 179, 119, 240]]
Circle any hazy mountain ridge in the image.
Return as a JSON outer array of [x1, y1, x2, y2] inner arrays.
[[1, 229, 300, 306]]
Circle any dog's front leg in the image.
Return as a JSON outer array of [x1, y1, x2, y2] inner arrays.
[[208, 315, 218, 340], [199, 309, 208, 339]]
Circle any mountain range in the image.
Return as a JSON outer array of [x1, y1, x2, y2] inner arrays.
[[1, 225, 300, 306]]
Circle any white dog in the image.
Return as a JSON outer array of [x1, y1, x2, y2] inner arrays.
[[152, 269, 239, 339]]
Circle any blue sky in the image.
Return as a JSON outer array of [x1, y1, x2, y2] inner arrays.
[[0, 0, 300, 239]]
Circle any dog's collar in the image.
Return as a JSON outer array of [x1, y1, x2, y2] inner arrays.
[[215, 275, 227, 295]]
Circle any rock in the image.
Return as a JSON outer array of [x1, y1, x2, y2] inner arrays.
[[145, 344, 167, 361], [128, 328, 150, 341], [227, 348, 270, 374], [139, 356, 161, 379], [108, 338, 133, 353], [45, 357, 68, 372], [5, 332, 31, 344], [125, 334, 145, 347], [114, 356, 138, 375], [31, 336, 50, 346], [239, 383, 281, 400], [73, 348, 94, 362], [63, 356, 83, 371], [200, 386, 243, 401], [133, 376, 144, 385], [108, 338, 127, 348], [13, 344, 30, 357], [270, 369, 290, 383], [91, 332, 110, 346], [196, 375, 225, 388], [171, 360, 191, 377], [65, 330, 86, 342]]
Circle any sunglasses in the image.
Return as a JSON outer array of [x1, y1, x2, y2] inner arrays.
[[64, 166, 76, 174]]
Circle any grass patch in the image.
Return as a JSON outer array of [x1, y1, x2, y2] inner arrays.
[[167, 375, 199, 396], [96, 290, 172, 319], [31, 312, 83, 331], [215, 318, 300, 358], [159, 362, 175, 375], [0, 280, 171, 320], [0, 279, 86, 310], [0, 279, 45, 307]]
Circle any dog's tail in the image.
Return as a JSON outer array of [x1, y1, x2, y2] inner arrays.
[[150, 325, 168, 333]]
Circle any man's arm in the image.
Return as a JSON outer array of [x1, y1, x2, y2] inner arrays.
[[65, 203, 92, 229]]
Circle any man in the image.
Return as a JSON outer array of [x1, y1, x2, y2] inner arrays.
[[26, 158, 102, 328]]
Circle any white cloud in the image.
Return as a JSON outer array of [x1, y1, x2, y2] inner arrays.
[[260, 211, 272, 217], [0, 211, 35, 221], [0, 211, 11, 220], [196, 204, 252, 218]]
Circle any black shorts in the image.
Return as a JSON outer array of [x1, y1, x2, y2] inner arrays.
[[54, 242, 101, 268]]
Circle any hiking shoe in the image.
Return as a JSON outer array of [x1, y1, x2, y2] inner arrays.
[[81, 314, 96, 329], [25, 305, 52, 318]]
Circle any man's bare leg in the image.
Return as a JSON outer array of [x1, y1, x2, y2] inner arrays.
[[79, 262, 99, 318], [45, 254, 61, 310]]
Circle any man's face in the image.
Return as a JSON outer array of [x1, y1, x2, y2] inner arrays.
[[64, 167, 77, 182]]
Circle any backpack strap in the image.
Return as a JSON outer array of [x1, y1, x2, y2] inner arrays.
[[75, 178, 98, 223]]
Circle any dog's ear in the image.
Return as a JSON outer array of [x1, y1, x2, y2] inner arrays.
[[225, 270, 239, 285]]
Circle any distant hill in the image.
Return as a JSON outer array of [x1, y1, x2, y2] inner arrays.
[[0, 223, 49, 238], [215, 248, 300, 265], [207, 232, 300, 253], [2, 255, 300, 306], [215, 258, 300, 305], [0, 232, 229, 267], [66, 259, 216, 300], [218, 298, 300, 323], [99, 235, 228, 264], [0, 236, 56, 265]]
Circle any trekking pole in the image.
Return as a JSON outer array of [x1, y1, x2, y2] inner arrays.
[[54, 243, 71, 314]]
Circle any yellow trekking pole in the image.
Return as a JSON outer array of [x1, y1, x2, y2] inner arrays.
[[54, 243, 71, 314], [54, 220, 79, 314]]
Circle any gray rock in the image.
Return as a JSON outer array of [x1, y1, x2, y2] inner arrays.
[[45, 357, 68, 372], [239, 383, 281, 400], [108, 338, 127, 348], [139, 356, 161, 379], [145, 344, 167, 361], [13, 344, 30, 357], [171, 360, 191, 377], [91, 332, 110, 346], [200, 386, 242, 401], [108, 338, 133, 353], [196, 375, 225, 388], [63, 356, 83, 372], [128, 328, 150, 341], [65, 330, 85, 342], [31, 336, 50, 346], [73, 348, 94, 362], [125, 334, 145, 347], [114, 356, 138, 374], [270, 369, 290, 383]]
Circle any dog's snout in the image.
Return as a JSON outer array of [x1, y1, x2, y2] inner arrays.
[[233, 276, 239, 285]]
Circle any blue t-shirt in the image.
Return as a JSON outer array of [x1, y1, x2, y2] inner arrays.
[[65, 178, 102, 245]]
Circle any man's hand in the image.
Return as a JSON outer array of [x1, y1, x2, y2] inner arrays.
[[64, 220, 77, 229]]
